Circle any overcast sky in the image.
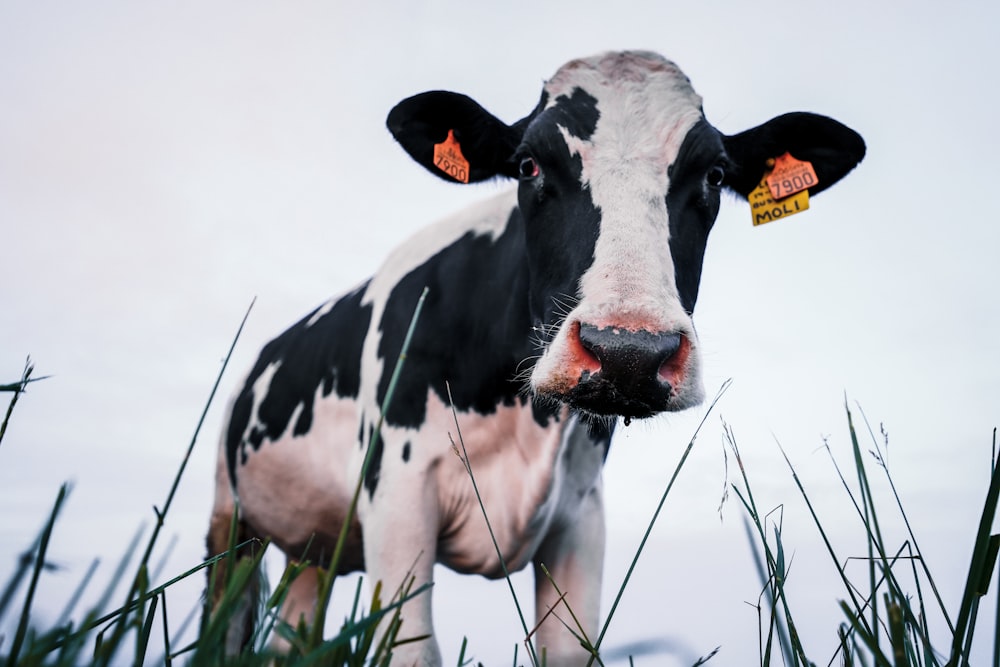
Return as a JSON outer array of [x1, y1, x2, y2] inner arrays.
[[2, 2, 999, 665]]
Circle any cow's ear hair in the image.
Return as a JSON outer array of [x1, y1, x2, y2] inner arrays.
[[722, 112, 866, 197], [387, 91, 523, 183]]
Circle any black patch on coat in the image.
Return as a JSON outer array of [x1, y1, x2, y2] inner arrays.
[[226, 282, 372, 485], [546, 87, 600, 141], [665, 119, 727, 314], [375, 89, 604, 431], [375, 211, 548, 429], [363, 424, 384, 500], [401, 441, 411, 462], [515, 91, 603, 332]]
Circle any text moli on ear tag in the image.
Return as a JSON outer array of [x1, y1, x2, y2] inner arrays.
[[765, 152, 819, 200], [433, 129, 470, 183], [749, 177, 809, 226]]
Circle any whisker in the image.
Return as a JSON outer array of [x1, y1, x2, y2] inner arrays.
[[514, 354, 541, 377]]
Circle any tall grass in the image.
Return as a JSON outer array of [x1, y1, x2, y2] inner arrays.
[[0, 295, 431, 667], [2, 328, 997, 666], [729, 403, 1000, 667]]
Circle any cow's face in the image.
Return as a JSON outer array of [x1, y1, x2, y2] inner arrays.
[[387, 50, 865, 420], [514, 53, 716, 418]]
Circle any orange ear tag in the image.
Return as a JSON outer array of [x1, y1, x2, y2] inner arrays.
[[765, 152, 819, 200], [433, 130, 470, 183], [749, 176, 809, 226]]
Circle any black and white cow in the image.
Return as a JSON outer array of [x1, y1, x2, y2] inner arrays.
[[208, 50, 864, 665]]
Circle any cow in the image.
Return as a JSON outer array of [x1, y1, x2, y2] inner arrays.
[[206, 50, 865, 666]]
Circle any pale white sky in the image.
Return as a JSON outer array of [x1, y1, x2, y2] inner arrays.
[[2, 2, 998, 665]]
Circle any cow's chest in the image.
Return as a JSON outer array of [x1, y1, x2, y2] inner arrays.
[[232, 386, 607, 579], [357, 391, 606, 578]]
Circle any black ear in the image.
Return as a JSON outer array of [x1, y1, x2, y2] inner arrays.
[[722, 112, 866, 197], [386, 91, 523, 183]]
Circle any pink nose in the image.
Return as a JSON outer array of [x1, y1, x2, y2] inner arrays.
[[564, 323, 689, 418], [578, 324, 683, 383]]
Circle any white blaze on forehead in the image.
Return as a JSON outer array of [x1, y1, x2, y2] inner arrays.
[[545, 51, 704, 328]]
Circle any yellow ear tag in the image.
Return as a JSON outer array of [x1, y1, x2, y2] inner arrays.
[[749, 174, 809, 226], [765, 152, 819, 200], [433, 129, 470, 183]]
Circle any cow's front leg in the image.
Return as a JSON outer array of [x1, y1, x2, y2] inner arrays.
[[270, 561, 320, 653], [532, 481, 606, 667], [360, 462, 442, 666]]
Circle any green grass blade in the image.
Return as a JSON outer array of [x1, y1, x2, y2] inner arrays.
[[134, 588, 159, 666], [54, 557, 100, 630], [739, 513, 781, 666], [840, 600, 893, 667], [843, 404, 885, 654], [160, 591, 173, 667], [7, 483, 69, 665], [948, 433, 1000, 665], [776, 439, 873, 639], [136, 299, 254, 581], [195, 541, 272, 661], [456, 635, 470, 666], [856, 407, 954, 633], [994, 542, 1000, 667], [589, 379, 731, 665], [46, 541, 251, 658], [0, 357, 48, 451], [310, 286, 429, 650], [729, 434, 793, 666], [886, 595, 906, 667], [298, 582, 432, 665], [91, 301, 255, 665], [537, 563, 599, 662], [446, 380, 539, 667]]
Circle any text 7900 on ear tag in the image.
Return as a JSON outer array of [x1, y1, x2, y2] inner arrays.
[[766, 152, 818, 200], [433, 130, 470, 183], [749, 178, 809, 226]]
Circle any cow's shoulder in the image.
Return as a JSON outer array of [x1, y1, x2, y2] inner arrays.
[[358, 189, 542, 429]]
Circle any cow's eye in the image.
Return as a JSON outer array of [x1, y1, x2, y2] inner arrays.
[[519, 156, 540, 179], [706, 164, 726, 188]]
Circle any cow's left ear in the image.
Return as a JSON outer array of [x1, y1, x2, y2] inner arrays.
[[387, 91, 523, 184], [722, 112, 866, 197]]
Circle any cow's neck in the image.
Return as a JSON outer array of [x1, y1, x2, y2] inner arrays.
[[369, 195, 556, 429]]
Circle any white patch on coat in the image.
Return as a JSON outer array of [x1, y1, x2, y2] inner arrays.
[[530, 51, 706, 409], [235, 387, 361, 556], [236, 360, 282, 460], [304, 297, 336, 328]]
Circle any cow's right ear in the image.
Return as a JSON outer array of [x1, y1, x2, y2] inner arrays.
[[387, 91, 523, 184]]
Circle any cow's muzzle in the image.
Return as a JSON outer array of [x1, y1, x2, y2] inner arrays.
[[564, 323, 691, 419]]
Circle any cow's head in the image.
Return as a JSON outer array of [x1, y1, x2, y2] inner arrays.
[[387, 50, 865, 420]]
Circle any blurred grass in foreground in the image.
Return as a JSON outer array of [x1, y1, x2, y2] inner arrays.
[[2, 336, 997, 665]]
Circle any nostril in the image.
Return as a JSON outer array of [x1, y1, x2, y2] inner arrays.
[[577, 324, 609, 371], [656, 332, 682, 363], [576, 323, 601, 361], [657, 333, 690, 387], [569, 321, 603, 374]]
